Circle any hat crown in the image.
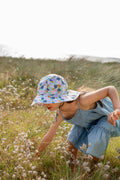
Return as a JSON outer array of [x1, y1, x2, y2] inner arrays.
[[37, 74, 68, 97]]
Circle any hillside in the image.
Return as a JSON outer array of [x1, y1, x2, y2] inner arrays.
[[0, 56, 120, 180]]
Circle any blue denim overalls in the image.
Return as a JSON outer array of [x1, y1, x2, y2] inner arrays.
[[59, 97, 120, 157]]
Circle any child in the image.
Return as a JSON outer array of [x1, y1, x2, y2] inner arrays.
[[31, 74, 120, 163]]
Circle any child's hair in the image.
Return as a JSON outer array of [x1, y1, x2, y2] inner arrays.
[[67, 101, 74, 103]]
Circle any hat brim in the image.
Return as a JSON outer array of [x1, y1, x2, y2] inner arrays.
[[31, 90, 81, 106]]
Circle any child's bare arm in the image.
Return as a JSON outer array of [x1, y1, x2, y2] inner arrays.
[[79, 86, 120, 110], [79, 86, 120, 126], [34, 112, 63, 158]]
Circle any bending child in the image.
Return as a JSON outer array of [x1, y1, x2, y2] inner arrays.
[[31, 74, 120, 165]]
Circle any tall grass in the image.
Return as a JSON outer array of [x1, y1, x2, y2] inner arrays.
[[0, 56, 120, 179]]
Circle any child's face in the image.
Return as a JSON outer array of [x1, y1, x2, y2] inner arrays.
[[43, 103, 61, 111]]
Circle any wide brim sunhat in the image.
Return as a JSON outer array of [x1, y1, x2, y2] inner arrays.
[[31, 74, 81, 106]]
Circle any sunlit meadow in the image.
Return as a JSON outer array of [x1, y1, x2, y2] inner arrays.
[[0, 56, 120, 180]]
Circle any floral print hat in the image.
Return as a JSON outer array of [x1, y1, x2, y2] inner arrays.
[[31, 74, 80, 105]]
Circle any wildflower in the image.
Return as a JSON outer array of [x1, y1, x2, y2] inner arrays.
[[13, 151, 17, 154], [2, 131, 6, 134], [83, 162, 89, 167], [23, 161, 27, 164], [43, 121, 47, 125], [6, 173, 10, 177], [31, 166, 36, 170], [103, 174, 109, 179], [12, 174, 16, 178], [36, 113, 40, 116], [80, 143, 87, 151], [41, 171, 45, 176], [28, 171, 32, 174], [97, 162, 103, 168], [22, 173, 26, 177], [50, 151, 54, 154], [83, 166, 91, 172], [87, 154, 93, 160], [100, 155, 104, 160], [37, 137, 41, 141], [104, 164, 110, 171], [37, 177, 42, 180], [113, 167, 119, 172], [66, 160, 70, 165], [106, 161, 110, 165], [33, 171, 38, 175]]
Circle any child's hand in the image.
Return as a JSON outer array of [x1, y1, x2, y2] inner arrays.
[[108, 109, 120, 126]]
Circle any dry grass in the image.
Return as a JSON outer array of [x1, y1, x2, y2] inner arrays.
[[0, 56, 120, 179]]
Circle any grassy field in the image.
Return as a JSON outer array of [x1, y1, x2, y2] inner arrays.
[[0, 56, 120, 180]]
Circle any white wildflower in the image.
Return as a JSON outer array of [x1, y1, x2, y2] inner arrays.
[[31, 166, 36, 170], [43, 121, 47, 124], [103, 174, 109, 179], [97, 162, 103, 168], [12, 174, 16, 178], [28, 171, 32, 174], [2, 138, 7, 141], [2, 131, 6, 134], [104, 164, 110, 171], [83, 162, 89, 167], [36, 113, 40, 116], [33, 171, 38, 175], [100, 155, 104, 160], [113, 167, 119, 172], [23, 161, 27, 164], [83, 166, 91, 172], [62, 147, 65, 150], [22, 173, 26, 177], [6, 173, 10, 177], [41, 171, 46, 176], [87, 154, 93, 160], [80, 143, 86, 150], [106, 161, 110, 165], [66, 160, 70, 165], [37, 177, 42, 180], [50, 151, 54, 155]]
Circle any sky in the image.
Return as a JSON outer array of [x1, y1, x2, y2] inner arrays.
[[0, 0, 120, 59]]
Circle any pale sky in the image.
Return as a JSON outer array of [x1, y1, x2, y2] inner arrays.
[[0, 0, 120, 59]]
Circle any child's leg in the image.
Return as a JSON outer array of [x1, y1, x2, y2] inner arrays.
[[68, 141, 78, 173], [90, 155, 99, 161], [68, 140, 78, 160]]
